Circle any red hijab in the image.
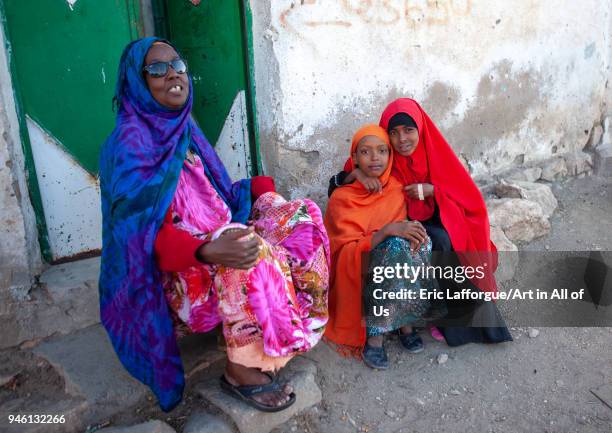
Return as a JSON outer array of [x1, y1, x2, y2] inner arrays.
[[344, 98, 498, 293]]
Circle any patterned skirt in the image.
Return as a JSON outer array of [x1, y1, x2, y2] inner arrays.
[[363, 236, 444, 337], [163, 192, 329, 371]]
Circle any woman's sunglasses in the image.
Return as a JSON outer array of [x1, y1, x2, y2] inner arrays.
[[143, 59, 188, 78]]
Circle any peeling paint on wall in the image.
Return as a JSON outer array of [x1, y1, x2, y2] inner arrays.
[[66, 0, 78, 12], [26, 117, 101, 261], [251, 0, 611, 202], [214, 90, 251, 181]]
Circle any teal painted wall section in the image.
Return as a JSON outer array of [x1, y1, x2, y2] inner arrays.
[[3, 0, 141, 174], [165, 0, 247, 146]]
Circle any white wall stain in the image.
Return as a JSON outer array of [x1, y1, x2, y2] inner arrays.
[[23, 87, 250, 261], [214, 90, 251, 181], [26, 116, 101, 261], [67, 0, 78, 11], [251, 0, 610, 201], [101, 66, 106, 84]]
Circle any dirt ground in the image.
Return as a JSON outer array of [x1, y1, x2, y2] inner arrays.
[[274, 175, 612, 433], [1, 175, 611, 433]]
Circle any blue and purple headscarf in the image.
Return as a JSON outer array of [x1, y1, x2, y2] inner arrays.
[[99, 37, 251, 411]]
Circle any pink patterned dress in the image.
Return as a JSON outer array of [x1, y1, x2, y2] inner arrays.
[[162, 153, 329, 371]]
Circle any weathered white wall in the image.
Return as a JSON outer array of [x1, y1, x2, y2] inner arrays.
[[251, 0, 611, 204], [0, 23, 42, 300]]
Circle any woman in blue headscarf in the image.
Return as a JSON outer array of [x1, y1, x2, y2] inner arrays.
[[99, 38, 329, 412]]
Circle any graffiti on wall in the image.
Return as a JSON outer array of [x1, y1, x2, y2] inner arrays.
[[280, 0, 472, 34]]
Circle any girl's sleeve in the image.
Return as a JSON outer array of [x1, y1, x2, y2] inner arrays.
[[251, 176, 276, 200], [328, 170, 350, 197], [154, 209, 208, 272]]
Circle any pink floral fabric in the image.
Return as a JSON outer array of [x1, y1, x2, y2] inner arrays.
[[162, 154, 329, 362]]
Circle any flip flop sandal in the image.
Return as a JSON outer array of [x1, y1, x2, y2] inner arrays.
[[219, 373, 296, 413]]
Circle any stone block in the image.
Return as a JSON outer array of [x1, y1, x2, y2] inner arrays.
[[39, 257, 101, 329], [588, 125, 604, 148], [196, 357, 321, 433], [32, 324, 148, 425], [1, 257, 101, 349], [564, 152, 593, 176], [505, 167, 542, 183], [593, 144, 612, 177], [487, 198, 550, 243], [98, 420, 176, 433], [540, 158, 568, 182], [495, 180, 558, 218], [183, 413, 236, 433], [490, 226, 519, 282]]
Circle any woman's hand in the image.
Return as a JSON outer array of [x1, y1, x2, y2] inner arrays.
[[404, 183, 434, 199], [354, 169, 382, 193], [372, 220, 428, 250], [196, 227, 260, 269]]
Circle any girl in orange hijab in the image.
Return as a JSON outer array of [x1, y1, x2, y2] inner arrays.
[[324, 125, 442, 369], [328, 99, 512, 347]]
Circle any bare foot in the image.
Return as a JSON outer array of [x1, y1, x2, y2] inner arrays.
[[224, 361, 293, 408], [400, 325, 413, 335], [367, 335, 384, 348]]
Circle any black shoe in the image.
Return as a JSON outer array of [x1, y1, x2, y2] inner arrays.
[[399, 330, 424, 353], [362, 343, 389, 370]]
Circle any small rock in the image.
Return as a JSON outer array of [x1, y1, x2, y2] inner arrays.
[[346, 413, 358, 428], [437, 353, 449, 364], [506, 167, 542, 183], [449, 389, 461, 395], [541, 157, 568, 181], [0, 372, 19, 388], [183, 413, 234, 433], [588, 125, 604, 148], [487, 198, 550, 242], [495, 180, 558, 218], [556, 380, 564, 387], [98, 420, 176, 433], [565, 152, 594, 176], [528, 328, 540, 338], [594, 144, 612, 177], [385, 409, 397, 418], [490, 226, 518, 282]]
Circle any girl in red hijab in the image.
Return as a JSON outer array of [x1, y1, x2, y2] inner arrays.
[[328, 98, 512, 346]]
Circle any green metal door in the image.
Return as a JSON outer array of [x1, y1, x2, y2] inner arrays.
[[1, 0, 142, 261], [158, 0, 259, 179]]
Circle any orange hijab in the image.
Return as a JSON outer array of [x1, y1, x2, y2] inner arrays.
[[323, 125, 407, 352]]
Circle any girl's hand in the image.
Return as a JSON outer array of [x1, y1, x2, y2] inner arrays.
[[354, 169, 382, 193], [196, 227, 260, 269], [404, 183, 434, 199], [384, 220, 428, 251]]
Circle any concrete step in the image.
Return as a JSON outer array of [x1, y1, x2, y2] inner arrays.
[[2, 257, 101, 349], [594, 143, 612, 177], [98, 420, 176, 433], [195, 356, 322, 433], [2, 325, 230, 432], [31, 324, 150, 430]]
